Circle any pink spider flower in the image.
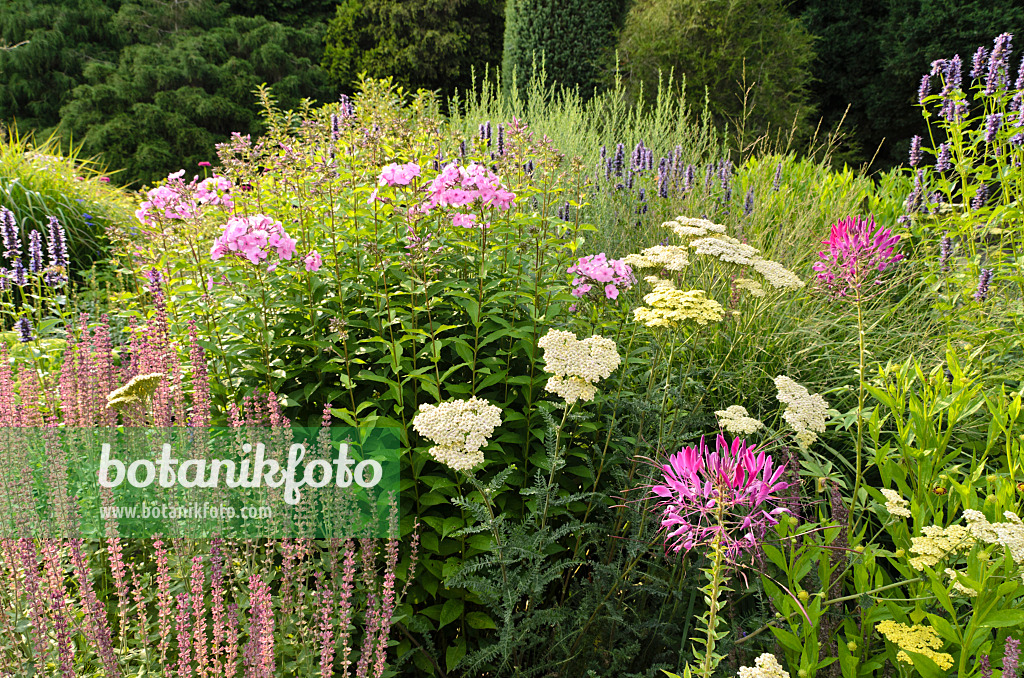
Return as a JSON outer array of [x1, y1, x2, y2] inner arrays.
[[812, 216, 903, 298], [651, 435, 789, 558]]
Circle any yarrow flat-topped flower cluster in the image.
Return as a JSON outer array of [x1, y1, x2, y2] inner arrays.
[[537, 329, 621, 403], [773, 376, 829, 449], [412, 397, 503, 472], [633, 278, 724, 328]]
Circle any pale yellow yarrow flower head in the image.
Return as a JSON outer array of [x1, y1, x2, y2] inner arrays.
[[690, 235, 760, 266], [738, 653, 790, 678], [412, 396, 502, 472], [622, 245, 690, 271], [106, 372, 165, 410], [633, 279, 724, 328], [537, 329, 621, 403], [880, 488, 911, 518], [875, 620, 953, 670], [715, 405, 765, 436], [668, 216, 728, 240], [774, 376, 829, 448], [734, 278, 766, 297]]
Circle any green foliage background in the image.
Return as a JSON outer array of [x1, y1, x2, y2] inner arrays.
[[792, 0, 1024, 168], [1, 0, 333, 185], [322, 0, 505, 99], [613, 0, 817, 147], [502, 0, 628, 95]]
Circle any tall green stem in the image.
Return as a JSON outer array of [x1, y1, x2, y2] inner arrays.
[[540, 404, 573, 530], [851, 290, 866, 538], [693, 496, 727, 678]]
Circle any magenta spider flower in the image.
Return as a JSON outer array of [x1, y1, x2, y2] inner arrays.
[[812, 216, 903, 298], [651, 435, 789, 558]]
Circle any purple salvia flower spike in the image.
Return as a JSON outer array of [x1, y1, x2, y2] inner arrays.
[[971, 46, 989, 79], [0, 206, 21, 263], [46, 216, 69, 268], [985, 113, 1003, 143], [974, 268, 993, 302], [985, 33, 1013, 94], [27, 230, 43, 273], [1004, 637, 1020, 678], [918, 74, 931, 104], [909, 135, 923, 166]]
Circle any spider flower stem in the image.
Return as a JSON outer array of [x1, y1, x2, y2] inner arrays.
[[851, 289, 867, 538], [694, 496, 728, 678]]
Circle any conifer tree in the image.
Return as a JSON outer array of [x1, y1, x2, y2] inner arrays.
[[502, 0, 627, 94]]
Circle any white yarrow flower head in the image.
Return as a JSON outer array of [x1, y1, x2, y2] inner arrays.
[[881, 488, 911, 518], [715, 405, 765, 436], [774, 376, 829, 448], [537, 329, 621, 403], [738, 653, 791, 678], [963, 509, 1024, 582], [412, 396, 502, 472]]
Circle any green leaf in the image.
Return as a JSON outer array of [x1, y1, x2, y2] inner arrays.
[[978, 609, 1024, 628], [439, 598, 463, 630], [465, 611, 497, 629], [446, 637, 467, 672], [770, 626, 804, 654]]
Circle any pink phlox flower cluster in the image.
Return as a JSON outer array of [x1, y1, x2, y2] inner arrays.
[[136, 170, 234, 225], [378, 162, 421, 186], [210, 214, 297, 265], [303, 250, 322, 272], [567, 253, 635, 300], [651, 434, 789, 558], [425, 162, 516, 215], [195, 176, 233, 209], [813, 216, 903, 298]]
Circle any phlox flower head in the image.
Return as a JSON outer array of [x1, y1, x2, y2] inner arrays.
[[135, 170, 234, 225], [210, 214, 297, 265], [651, 434, 789, 558], [378, 162, 421, 187], [424, 162, 516, 214], [812, 216, 903, 298], [303, 250, 322, 272], [567, 253, 635, 300]]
